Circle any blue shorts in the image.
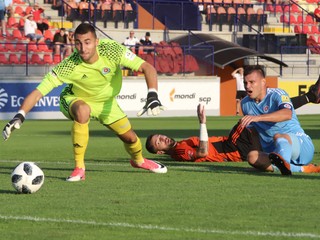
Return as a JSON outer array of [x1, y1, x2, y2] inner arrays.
[[26, 33, 43, 41], [0, 10, 4, 21], [288, 133, 314, 166]]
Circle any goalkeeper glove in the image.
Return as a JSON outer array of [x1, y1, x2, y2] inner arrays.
[[2, 111, 25, 141], [137, 89, 165, 117]]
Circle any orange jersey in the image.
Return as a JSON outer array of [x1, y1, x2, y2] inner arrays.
[[170, 122, 262, 163], [171, 136, 242, 162]]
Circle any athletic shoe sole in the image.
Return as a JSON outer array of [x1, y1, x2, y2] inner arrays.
[[269, 152, 292, 175], [130, 159, 167, 174]]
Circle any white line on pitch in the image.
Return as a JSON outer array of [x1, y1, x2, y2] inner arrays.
[[0, 215, 319, 238], [0, 159, 215, 170]]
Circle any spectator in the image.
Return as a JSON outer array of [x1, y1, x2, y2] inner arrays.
[[0, 0, 11, 37], [31, 2, 49, 34], [53, 27, 72, 58], [0, 1, 5, 37], [5, 0, 12, 18], [67, 29, 75, 46], [24, 14, 44, 43], [314, 2, 320, 22], [140, 31, 154, 53], [231, 67, 246, 116], [124, 30, 140, 48]]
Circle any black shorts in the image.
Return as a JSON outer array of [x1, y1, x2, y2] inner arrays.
[[236, 90, 247, 100], [227, 122, 262, 161]]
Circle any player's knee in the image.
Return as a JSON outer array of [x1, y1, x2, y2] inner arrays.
[[72, 102, 91, 123], [119, 130, 138, 144], [273, 133, 291, 143], [247, 151, 258, 165]]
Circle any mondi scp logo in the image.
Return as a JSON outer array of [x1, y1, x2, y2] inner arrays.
[[0, 88, 8, 110]]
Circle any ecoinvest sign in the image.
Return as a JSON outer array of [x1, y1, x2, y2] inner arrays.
[[0, 82, 65, 120]]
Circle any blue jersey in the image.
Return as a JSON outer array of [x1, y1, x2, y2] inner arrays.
[[241, 88, 305, 152]]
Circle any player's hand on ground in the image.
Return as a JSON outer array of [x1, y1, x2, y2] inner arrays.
[[2, 113, 25, 141], [137, 90, 165, 116], [197, 103, 206, 124]]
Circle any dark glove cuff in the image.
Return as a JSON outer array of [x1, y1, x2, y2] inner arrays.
[[147, 91, 158, 100], [14, 113, 25, 123]]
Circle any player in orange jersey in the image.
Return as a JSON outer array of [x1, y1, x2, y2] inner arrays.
[[146, 79, 320, 172], [146, 104, 261, 163]]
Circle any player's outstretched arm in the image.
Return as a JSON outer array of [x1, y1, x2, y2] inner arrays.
[[196, 104, 208, 158], [137, 62, 165, 116], [3, 89, 43, 141]]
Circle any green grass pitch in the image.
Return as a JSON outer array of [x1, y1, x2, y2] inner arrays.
[[0, 115, 320, 240]]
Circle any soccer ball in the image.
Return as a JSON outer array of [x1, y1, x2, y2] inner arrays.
[[11, 162, 45, 194]]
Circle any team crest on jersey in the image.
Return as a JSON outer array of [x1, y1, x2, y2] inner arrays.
[[102, 67, 111, 75], [281, 95, 290, 102], [263, 105, 269, 112]]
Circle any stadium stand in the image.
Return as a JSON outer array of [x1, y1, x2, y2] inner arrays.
[[2, 0, 320, 79]]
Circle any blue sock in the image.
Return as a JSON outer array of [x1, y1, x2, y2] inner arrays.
[[275, 138, 292, 163], [289, 164, 302, 173]]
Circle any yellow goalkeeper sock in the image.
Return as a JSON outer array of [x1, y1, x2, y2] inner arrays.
[[72, 121, 89, 169], [124, 137, 144, 165]]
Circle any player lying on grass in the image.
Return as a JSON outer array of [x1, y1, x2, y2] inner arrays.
[[2, 23, 167, 182], [146, 80, 320, 174]]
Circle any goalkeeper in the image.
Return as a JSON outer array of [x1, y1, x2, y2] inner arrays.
[[2, 23, 166, 181]]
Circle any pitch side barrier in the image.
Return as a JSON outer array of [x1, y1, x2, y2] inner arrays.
[[0, 77, 220, 120]]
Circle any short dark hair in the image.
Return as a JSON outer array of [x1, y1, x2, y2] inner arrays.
[[243, 65, 265, 78], [145, 135, 157, 154], [74, 23, 97, 38]]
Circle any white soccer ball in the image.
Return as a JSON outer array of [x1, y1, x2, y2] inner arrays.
[[11, 162, 45, 194]]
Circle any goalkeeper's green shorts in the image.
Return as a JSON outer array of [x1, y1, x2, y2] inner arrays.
[[60, 91, 129, 134]]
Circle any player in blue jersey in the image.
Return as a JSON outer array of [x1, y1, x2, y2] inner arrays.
[[240, 65, 315, 175]]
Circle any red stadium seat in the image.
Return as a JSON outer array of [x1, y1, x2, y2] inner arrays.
[[16, 41, 26, 52], [0, 43, 5, 52], [28, 43, 38, 52], [53, 54, 62, 64], [305, 15, 315, 24], [0, 53, 8, 64], [37, 43, 52, 53], [14, 6, 25, 17], [8, 53, 20, 64], [30, 53, 43, 64], [291, 4, 301, 13], [288, 14, 297, 24], [19, 53, 28, 64], [280, 14, 288, 23], [12, 29, 26, 40], [294, 24, 302, 33], [43, 30, 54, 41], [311, 25, 320, 34], [302, 25, 311, 34], [5, 42, 16, 52], [43, 54, 53, 64], [7, 17, 19, 28]]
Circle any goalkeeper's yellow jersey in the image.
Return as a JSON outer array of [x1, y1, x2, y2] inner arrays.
[[37, 39, 144, 103]]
